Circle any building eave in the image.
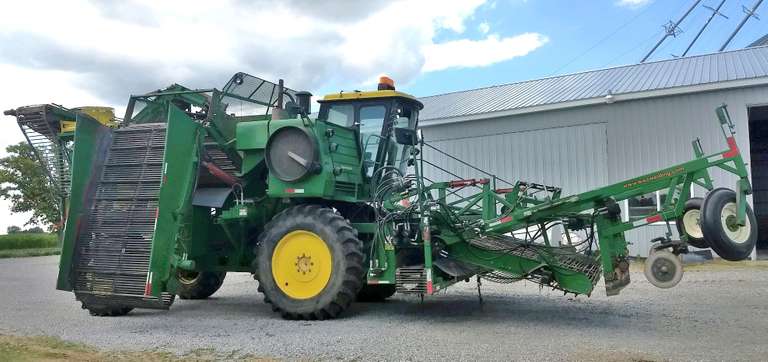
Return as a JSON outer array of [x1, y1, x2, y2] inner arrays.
[[420, 76, 768, 127]]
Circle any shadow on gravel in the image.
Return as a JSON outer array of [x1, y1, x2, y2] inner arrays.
[[130, 289, 654, 332]]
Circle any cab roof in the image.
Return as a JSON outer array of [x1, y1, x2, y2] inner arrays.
[[320, 90, 424, 110]]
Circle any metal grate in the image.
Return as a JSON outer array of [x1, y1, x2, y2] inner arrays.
[[396, 266, 427, 294], [468, 234, 602, 287], [14, 105, 71, 198], [73, 123, 173, 308]]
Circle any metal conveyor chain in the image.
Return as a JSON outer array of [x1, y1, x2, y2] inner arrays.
[[73, 123, 174, 309]]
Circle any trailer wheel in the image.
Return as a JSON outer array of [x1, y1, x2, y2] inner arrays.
[[256, 205, 364, 320], [676, 197, 709, 249], [356, 284, 396, 302], [644, 250, 683, 289], [700, 188, 757, 261], [176, 271, 226, 299], [81, 302, 133, 317]]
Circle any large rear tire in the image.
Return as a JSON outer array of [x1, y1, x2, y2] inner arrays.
[[356, 284, 396, 302], [176, 271, 226, 300], [700, 188, 757, 261], [256, 205, 364, 320], [676, 197, 709, 249]]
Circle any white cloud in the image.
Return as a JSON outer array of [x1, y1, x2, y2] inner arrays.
[[0, 0, 545, 99], [478, 21, 491, 34], [0, 64, 108, 233], [0, 0, 548, 229], [616, 0, 652, 9], [422, 33, 548, 72]]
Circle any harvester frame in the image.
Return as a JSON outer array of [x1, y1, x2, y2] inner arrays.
[[5, 72, 758, 320], [372, 105, 752, 297]]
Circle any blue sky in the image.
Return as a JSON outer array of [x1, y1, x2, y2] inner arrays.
[[395, 0, 766, 97], [0, 0, 765, 230]]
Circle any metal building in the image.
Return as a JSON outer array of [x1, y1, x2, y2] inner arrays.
[[418, 45, 768, 258]]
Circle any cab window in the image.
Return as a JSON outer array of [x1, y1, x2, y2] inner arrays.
[[326, 104, 355, 127], [359, 105, 387, 177], [387, 104, 418, 173]]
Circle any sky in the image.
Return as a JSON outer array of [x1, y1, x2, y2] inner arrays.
[[0, 0, 765, 232]]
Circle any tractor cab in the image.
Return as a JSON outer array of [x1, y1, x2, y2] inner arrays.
[[317, 77, 423, 179]]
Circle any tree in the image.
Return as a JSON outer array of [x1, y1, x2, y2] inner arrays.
[[6, 225, 21, 234], [25, 226, 44, 233], [0, 142, 61, 230]]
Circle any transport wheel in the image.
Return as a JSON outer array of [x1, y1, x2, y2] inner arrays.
[[676, 197, 709, 249], [644, 250, 683, 289], [176, 271, 227, 299], [700, 188, 757, 261], [356, 284, 397, 302], [81, 302, 133, 317], [256, 205, 364, 320]]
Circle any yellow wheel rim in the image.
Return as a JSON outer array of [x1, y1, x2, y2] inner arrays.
[[271, 230, 332, 300]]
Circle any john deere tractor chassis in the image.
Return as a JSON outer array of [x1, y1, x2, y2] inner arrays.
[[8, 73, 756, 319]]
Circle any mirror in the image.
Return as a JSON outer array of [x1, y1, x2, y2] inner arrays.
[[394, 127, 417, 145]]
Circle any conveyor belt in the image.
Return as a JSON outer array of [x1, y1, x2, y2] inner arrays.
[[73, 123, 173, 309]]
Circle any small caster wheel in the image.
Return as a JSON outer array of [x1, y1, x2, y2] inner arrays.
[[644, 250, 683, 289]]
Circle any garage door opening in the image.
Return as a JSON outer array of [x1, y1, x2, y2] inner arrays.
[[747, 105, 768, 256]]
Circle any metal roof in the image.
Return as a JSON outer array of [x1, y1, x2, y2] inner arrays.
[[749, 34, 768, 48], [419, 46, 768, 122]]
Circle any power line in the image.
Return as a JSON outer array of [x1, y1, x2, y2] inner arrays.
[[682, 0, 729, 57], [602, 28, 663, 68], [547, 2, 657, 76], [640, 0, 703, 62], [719, 0, 763, 51]]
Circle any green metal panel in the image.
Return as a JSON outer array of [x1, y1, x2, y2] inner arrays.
[[56, 115, 112, 291], [146, 105, 203, 296]]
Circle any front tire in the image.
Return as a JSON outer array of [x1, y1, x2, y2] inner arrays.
[[256, 205, 364, 320], [700, 188, 757, 261], [176, 271, 226, 299]]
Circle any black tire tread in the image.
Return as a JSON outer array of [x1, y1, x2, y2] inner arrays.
[[700, 188, 757, 261], [176, 271, 227, 300], [255, 205, 364, 320], [676, 197, 709, 249], [82, 302, 133, 317], [357, 284, 397, 302]]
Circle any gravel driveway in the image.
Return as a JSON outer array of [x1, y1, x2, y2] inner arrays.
[[1, 256, 766, 361]]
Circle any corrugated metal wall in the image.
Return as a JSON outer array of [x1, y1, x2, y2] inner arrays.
[[421, 85, 768, 256], [422, 123, 608, 196]]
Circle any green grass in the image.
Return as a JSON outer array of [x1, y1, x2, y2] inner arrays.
[[0, 247, 60, 259], [0, 233, 60, 259], [0, 233, 58, 250]]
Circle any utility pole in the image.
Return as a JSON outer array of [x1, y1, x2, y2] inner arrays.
[[719, 0, 763, 51], [641, 0, 703, 63], [682, 0, 729, 57]]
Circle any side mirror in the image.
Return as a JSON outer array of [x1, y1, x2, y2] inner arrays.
[[394, 127, 417, 145]]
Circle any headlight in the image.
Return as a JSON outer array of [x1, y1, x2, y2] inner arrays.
[[265, 126, 319, 182]]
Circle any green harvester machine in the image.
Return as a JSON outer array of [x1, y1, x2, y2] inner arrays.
[[5, 73, 758, 319]]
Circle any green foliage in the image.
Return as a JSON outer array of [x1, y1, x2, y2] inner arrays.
[[0, 233, 58, 250], [6, 225, 44, 234], [0, 142, 61, 229], [0, 247, 60, 258]]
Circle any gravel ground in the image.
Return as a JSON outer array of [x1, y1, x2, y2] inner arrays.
[[1, 256, 767, 361]]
